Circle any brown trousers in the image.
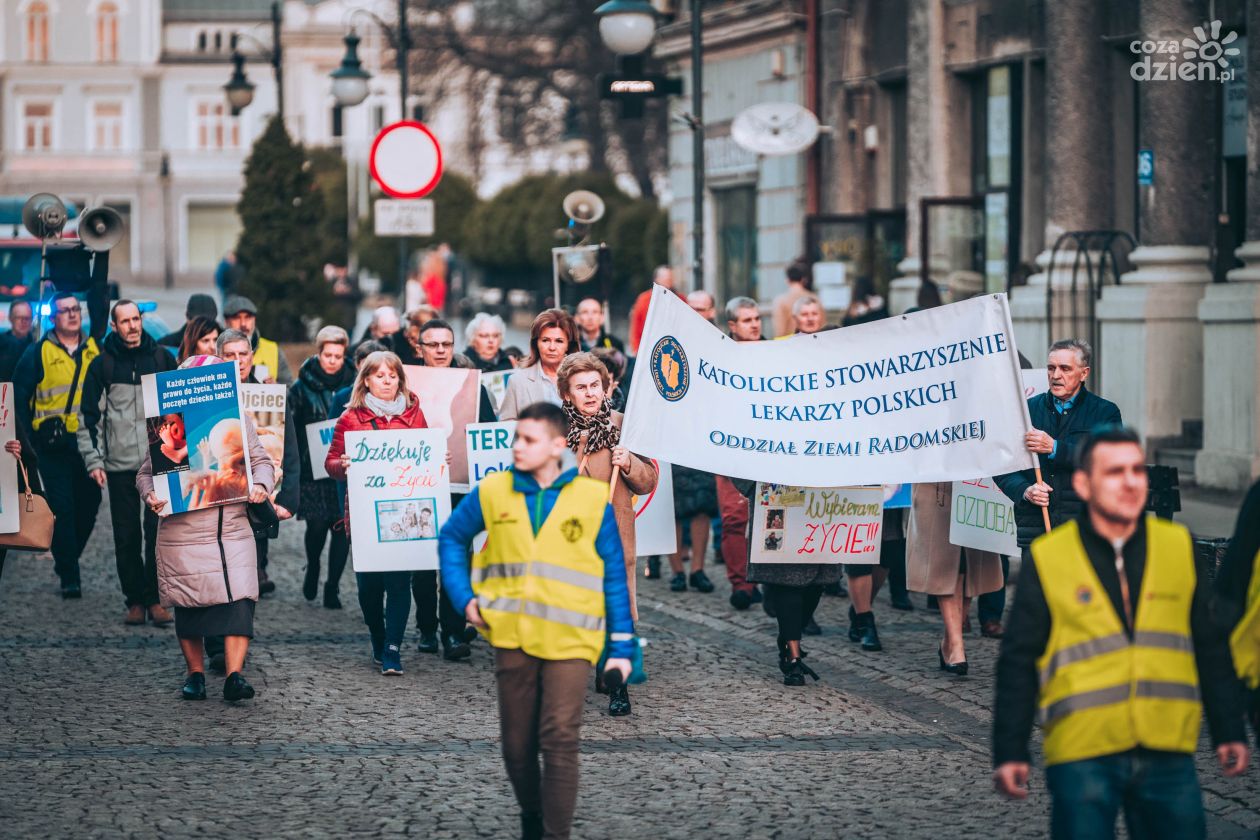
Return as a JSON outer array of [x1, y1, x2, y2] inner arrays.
[[495, 648, 590, 840]]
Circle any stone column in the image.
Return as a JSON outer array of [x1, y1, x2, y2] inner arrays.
[[1098, 0, 1214, 444], [889, 0, 951, 315], [1010, 0, 1112, 360], [1196, 9, 1260, 490]]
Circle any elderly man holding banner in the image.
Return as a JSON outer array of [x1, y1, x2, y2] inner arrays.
[[994, 339, 1122, 559]]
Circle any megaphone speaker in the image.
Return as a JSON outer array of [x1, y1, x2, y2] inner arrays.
[[22, 193, 68, 240], [562, 190, 606, 225], [79, 206, 125, 252]]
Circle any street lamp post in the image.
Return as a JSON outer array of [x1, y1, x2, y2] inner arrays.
[[331, 0, 414, 292], [596, 0, 704, 289], [223, 0, 284, 119]]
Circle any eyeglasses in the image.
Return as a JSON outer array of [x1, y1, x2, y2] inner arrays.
[[421, 341, 455, 349], [56, 305, 82, 316]]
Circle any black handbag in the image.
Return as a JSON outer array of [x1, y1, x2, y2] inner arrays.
[[246, 498, 280, 538]]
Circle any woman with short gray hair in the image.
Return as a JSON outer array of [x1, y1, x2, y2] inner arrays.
[[462, 312, 512, 372]]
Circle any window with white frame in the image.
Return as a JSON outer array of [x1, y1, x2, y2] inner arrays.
[[91, 101, 124, 150], [21, 101, 54, 150], [25, 1, 50, 62], [193, 100, 240, 150], [96, 2, 119, 63]]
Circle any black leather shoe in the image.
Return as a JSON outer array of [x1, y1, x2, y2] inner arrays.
[[323, 590, 342, 610], [669, 572, 687, 592], [258, 572, 276, 597], [521, 811, 543, 840], [608, 685, 631, 716], [645, 557, 661, 579], [803, 618, 822, 636], [416, 632, 440, 653], [847, 605, 861, 642], [181, 672, 206, 701], [223, 672, 255, 702], [302, 565, 319, 601], [782, 658, 819, 687], [689, 570, 715, 593], [939, 643, 969, 676], [858, 613, 882, 652], [60, 583, 82, 599], [890, 592, 915, 611], [442, 634, 471, 661], [729, 589, 752, 610]]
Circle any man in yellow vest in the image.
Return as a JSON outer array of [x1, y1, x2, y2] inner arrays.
[[13, 290, 103, 598], [439, 401, 633, 840], [223, 295, 291, 384], [1216, 476, 1260, 747], [992, 427, 1249, 837]]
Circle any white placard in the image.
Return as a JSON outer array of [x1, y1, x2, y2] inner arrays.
[[622, 288, 1037, 488], [466, 421, 516, 487], [374, 198, 435, 237], [633, 460, 677, 557], [0, 384, 19, 533], [948, 369, 1049, 555], [480, 369, 516, 413], [346, 429, 450, 571], [812, 261, 851, 311], [751, 483, 884, 565], [305, 419, 338, 481]]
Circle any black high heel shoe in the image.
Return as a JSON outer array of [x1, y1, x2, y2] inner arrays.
[[938, 643, 969, 676], [783, 657, 819, 686]]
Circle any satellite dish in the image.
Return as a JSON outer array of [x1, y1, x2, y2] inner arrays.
[[731, 103, 820, 156]]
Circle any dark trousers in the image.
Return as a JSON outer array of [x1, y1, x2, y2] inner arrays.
[[106, 470, 159, 607], [978, 555, 1011, 625], [765, 583, 823, 643], [38, 444, 102, 586], [1045, 749, 1204, 840], [304, 517, 349, 592], [412, 569, 465, 638], [495, 648, 590, 840], [716, 476, 752, 593], [255, 535, 269, 571], [356, 571, 412, 650]]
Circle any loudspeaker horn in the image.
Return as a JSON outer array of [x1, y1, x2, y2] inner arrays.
[[562, 190, 605, 225], [21, 193, 68, 240], [79, 206, 125, 252]]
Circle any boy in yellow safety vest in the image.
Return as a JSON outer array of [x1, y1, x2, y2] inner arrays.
[[439, 400, 633, 840], [992, 427, 1249, 838]]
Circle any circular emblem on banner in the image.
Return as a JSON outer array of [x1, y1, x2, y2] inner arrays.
[[650, 336, 689, 402]]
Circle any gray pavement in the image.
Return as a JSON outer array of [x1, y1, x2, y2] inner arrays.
[[1, 497, 1257, 839]]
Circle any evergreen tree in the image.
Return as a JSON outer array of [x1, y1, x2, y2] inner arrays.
[[235, 116, 332, 341]]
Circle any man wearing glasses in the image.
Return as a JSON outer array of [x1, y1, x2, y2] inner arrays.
[[13, 291, 103, 598]]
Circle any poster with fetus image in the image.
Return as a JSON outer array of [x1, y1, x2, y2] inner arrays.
[[141, 361, 253, 515]]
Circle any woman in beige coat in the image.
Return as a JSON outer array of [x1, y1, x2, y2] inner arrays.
[[558, 352, 658, 717], [138, 354, 275, 704], [906, 482, 1003, 676]]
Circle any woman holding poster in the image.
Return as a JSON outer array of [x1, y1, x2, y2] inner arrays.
[[325, 350, 429, 677], [138, 354, 275, 703], [558, 353, 657, 717], [289, 326, 354, 609]]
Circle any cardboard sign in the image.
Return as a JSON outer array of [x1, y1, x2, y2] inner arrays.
[[751, 483, 884, 565], [466, 420, 516, 486], [0, 384, 19, 534], [240, 383, 287, 492], [948, 369, 1048, 555], [141, 361, 251, 516], [305, 419, 338, 481], [405, 365, 480, 494], [346, 428, 450, 571], [633, 460, 677, 558], [480, 369, 516, 414]]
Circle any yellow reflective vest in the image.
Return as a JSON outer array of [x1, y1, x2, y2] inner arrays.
[[472, 470, 608, 665], [253, 336, 279, 381], [33, 335, 99, 432], [1032, 516, 1201, 766], [1230, 548, 1260, 689]]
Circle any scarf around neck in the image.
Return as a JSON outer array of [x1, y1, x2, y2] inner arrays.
[[365, 391, 409, 419], [564, 398, 620, 455]]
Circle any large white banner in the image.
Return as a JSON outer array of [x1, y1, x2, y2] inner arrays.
[[622, 288, 1037, 487], [949, 369, 1049, 555], [346, 429, 450, 571]]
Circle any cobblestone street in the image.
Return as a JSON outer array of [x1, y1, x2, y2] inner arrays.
[[1, 506, 1257, 839]]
